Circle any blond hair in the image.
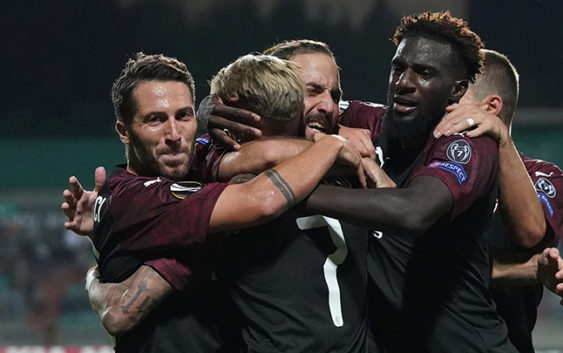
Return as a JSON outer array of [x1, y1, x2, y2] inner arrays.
[[210, 54, 306, 123]]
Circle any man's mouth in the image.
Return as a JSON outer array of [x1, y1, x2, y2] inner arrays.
[[307, 120, 327, 133], [393, 97, 417, 114], [160, 151, 187, 165]]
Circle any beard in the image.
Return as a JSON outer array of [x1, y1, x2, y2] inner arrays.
[[383, 93, 446, 162], [127, 130, 191, 180]]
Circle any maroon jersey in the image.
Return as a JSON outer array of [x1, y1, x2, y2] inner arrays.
[[93, 167, 231, 353], [522, 153, 563, 240], [489, 154, 563, 353], [341, 101, 515, 352]]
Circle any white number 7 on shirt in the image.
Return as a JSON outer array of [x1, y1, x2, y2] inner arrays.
[[296, 215, 348, 327]]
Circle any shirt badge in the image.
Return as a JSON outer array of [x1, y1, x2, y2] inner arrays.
[[535, 177, 556, 198], [170, 181, 202, 199], [446, 139, 472, 164]]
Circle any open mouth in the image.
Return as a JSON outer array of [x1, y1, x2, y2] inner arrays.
[[393, 96, 417, 114], [307, 120, 327, 133]]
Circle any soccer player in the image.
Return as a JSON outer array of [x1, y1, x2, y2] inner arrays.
[[303, 12, 520, 352], [171, 15, 516, 351], [433, 49, 563, 353], [64, 52, 368, 353]]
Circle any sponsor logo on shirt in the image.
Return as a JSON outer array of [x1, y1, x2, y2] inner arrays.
[[535, 177, 556, 198], [144, 177, 161, 187], [538, 193, 554, 217], [535, 171, 554, 178], [170, 181, 202, 199], [429, 161, 467, 184], [372, 230, 383, 239], [446, 139, 472, 164], [196, 135, 211, 146]]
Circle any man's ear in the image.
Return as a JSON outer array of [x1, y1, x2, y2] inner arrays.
[[115, 121, 129, 144], [481, 95, 503, 116], [449, 80, 469, 103]]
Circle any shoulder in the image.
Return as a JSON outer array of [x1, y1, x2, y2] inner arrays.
[[340, 100, 387, 132], [520, 153, 563, 177], [428, 133, 498, 162], [340, 100, 387, 117]]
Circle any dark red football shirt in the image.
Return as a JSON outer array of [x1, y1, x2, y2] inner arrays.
[[94, 168, 227, 291]]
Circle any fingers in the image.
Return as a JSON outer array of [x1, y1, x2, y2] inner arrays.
[[213, 103, 261, 125], [209, 114, 263, 150], [68, 176, 84, 200], [210, 127, 241, 151], [357, 164, 367, 189], [94, 167, 107, 193]]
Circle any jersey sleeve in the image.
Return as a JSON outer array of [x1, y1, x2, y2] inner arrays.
[[411, 134, 498, 218], [108, 177, 228, 253], [144, 258, 191, 292], [192, 136, 227, 183], [523, 156, 563, 241], [339, 100, 386, 138]]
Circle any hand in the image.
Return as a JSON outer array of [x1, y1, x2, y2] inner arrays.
[[433, 103, 509, 146], [537, 247, 563, 304], [338, 125, 376, 159], [361, 158, 396, 188], [316, 133, 366, 188], [61, 166, 106, 236], [199, 95, 262, 151]]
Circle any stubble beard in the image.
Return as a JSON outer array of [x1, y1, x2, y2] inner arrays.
[[127, 130, 191, 180]]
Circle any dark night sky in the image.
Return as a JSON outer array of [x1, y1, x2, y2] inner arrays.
[[2, 0, 562, 137]]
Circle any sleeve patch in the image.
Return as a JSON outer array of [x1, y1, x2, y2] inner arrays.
[[446, 139, 472, 164], [535, 177, 557, 198], [170, 181, 202, 200], [429, 161, 468, 184], [538, 193, 554, 217]]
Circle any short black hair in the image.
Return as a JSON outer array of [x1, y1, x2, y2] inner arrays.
[[111, 52, 195, 125]]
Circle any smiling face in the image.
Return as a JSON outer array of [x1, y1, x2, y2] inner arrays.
[[117, 80, 197, 180], [387, 35, 464, 128], [290, 52, 342, 140]]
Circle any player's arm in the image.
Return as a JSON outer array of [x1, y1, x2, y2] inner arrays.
[[86, 265, 173, 336], [304, 175, 452, 235], [208, 133, 367, 234], [491, 248, 563, 301], [217, 137, 312, 182], [435, 103, 546, 248]]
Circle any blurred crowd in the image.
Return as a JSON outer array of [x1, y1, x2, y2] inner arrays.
[[0, 202, 93, 345]]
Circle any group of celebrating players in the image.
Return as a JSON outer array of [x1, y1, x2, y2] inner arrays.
[[61, 10, 563, 353]]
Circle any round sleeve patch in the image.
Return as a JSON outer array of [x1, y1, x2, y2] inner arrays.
[[446, 139, 472, 164]]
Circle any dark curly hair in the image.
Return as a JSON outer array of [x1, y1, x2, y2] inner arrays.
[[111, 52, 195, 125], [393, 11, 484, 83]]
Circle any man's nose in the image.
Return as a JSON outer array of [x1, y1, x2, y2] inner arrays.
[[396, 69, 415, 93], [164, 119, 181, 141], [315, 91, 335, 114]]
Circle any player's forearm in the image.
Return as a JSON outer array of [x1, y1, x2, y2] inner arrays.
[[304, 176, 452, 235], [88, 266, 172, 336], [497, 139, 546, 248], [490, 253, 540, 287], [217, 137, 312, 182], [209, 135, 346, 234]]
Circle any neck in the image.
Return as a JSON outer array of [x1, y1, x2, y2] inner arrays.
[[381, 114, 433, 174]]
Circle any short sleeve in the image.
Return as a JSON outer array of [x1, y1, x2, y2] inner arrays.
[[144, 258, 191, 292], [411, 134, 498, 218], [523, 155, 563, 240], [109, 179, 228, 253]]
